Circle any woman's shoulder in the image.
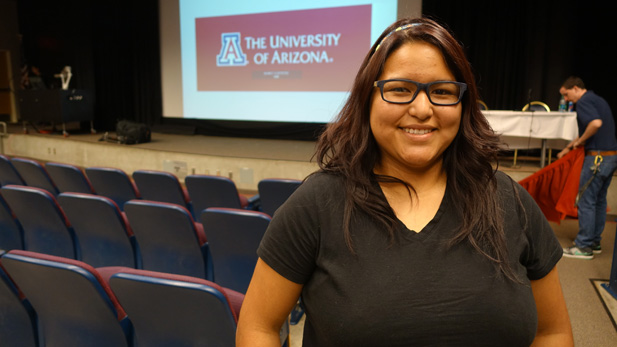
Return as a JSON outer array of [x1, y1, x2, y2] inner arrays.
[[494, 170, 526, 200], [494, 170, 514, 185], [304, 170, 346, 188], [271, 171, 346, 223], [494, 169, 536, 209], [492, 170, 514, 191], [288, 171, 346, 202]]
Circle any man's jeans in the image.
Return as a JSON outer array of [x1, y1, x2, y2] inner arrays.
[[575, 154, 617, 248]]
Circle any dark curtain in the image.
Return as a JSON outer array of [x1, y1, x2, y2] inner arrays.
[[16, 0, 96, 94], [17, 0, 162, 133], [422, 0, 617, 116], [91, 0, 161, 131]]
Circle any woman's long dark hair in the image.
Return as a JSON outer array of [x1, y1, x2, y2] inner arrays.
[[315, 17, 520, 281]]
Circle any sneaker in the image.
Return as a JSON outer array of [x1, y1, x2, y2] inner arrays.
[[563, 246, 594, 259], [572, 241, 602, 254], [591, 243, 602, 254]]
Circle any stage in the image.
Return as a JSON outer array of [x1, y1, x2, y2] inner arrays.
[[0, 123, 318, 193]]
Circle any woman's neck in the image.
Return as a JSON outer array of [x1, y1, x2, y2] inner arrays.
[[374, 159, 446, 193], [374, 160, 448, 232]]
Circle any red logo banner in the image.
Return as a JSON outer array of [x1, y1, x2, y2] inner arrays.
[[195, 5, 372, 91]]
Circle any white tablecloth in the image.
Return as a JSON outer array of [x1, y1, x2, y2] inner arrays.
[[482, 110, 578, 150]]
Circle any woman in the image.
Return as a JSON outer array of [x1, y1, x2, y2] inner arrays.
[[237, 17, 573, 346]]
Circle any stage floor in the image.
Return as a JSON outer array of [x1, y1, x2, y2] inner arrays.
[[6, 122, 317, 161]]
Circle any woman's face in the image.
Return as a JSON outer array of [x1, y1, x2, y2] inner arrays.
[[370, 41, 462, 174]]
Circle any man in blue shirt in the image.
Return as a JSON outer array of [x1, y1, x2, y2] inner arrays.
[[557, 76, 617, 259]]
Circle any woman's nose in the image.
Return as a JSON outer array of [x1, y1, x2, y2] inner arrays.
[[408, 91, 432, 119]]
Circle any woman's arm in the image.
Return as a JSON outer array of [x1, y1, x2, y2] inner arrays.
[[236, 258, 304, 347], [530, 266, 574, 346]]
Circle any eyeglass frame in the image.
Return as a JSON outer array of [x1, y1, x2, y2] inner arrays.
[[373, 79, 468, 106]]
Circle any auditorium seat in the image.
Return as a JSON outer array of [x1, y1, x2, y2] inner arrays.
[[0, 155, 26, 187], [0, 192, 25, 251], [85, 167, 140, 210], [0, 250, 134, 347], [124, 200, 212, 280], [108, 267, 246, 347], [0, 250, 39, 347], [257, 178, 302, 217], [200, 207, 270, 294], [57, 192, 140, 268], [132, 169, 194, 217], [185, 174, 259, 217], [46, 162, 96, 194], [10, 157, 60, 196], [1, 185, 79, 259]]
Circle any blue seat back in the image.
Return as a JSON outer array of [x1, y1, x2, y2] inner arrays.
[[10, 158, 59, 196], [109, 268, 241, 347], [0, 155, 25, 186], [46, 162, 96, 194], [85, 167, 140, 210], [57, 193, 140, 268], [0, 251, 39, 346], [201, 208, 271, 293], [132, 170, 193, 216], [1, 250, 133, 347], [124, 200, 209, 279], [257, 178, 302, 217], [185, 175, 243, 216], [0, 193, 25, 250], [0, 185, 78, 259]]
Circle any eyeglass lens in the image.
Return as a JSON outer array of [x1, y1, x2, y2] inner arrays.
[[380, 80, 463, 105]]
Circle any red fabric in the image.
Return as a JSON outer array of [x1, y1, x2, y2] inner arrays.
[[517, 148, 584, 223], [238, 194, 249, 208]]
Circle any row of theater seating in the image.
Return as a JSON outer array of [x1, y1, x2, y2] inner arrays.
[[0, 155, 304, 345], [0, 249, 289, 346], [0, 155, 303, 290], [0, 154, 303, 218], [1, 185, 269, 292]]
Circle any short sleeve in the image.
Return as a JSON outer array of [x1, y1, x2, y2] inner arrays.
[[576, 97, 600, 125], [512, 177, 563, 280], [257, 173, 327, 284]]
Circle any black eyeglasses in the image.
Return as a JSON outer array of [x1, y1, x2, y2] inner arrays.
[[374, 79, 467, 106]]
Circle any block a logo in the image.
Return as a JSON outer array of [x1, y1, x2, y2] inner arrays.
[[216, 32, 248, 67]]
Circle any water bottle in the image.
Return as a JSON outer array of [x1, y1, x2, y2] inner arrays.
[[568, 101, 574, 112], [559, 96, 566, 112]]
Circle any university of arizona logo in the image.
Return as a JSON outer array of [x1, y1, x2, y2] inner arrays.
[[216, 32, 248, 66]]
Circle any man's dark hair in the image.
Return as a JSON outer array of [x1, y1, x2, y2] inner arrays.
[[562, 76, 585, 89]]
